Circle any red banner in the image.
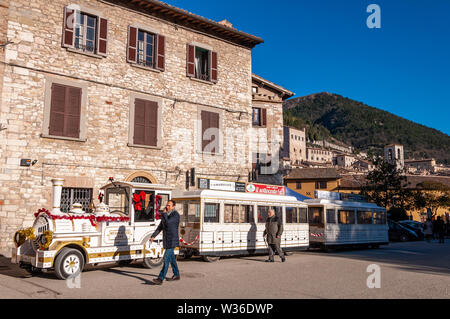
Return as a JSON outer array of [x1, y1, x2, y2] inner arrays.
[[245, 183, 285, 196]]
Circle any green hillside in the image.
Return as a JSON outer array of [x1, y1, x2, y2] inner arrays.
[[283, 92, 450, 164]]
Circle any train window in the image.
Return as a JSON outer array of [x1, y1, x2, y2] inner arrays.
[[373, 210, 387, 224], [357, 210, 372, 224], [188, 202, 200, 223], [180, 202, 188, 222], [239, 205, 254, 223], [326, 209, 336, 224], [308, 207, 324, 227], [299, 208, 308, 223], [286, 207, 299, 223], [257, 206, 270, 223], [133, 190, 155, 222], [106, 187, 130, 216], [338, 210, 356, 224], [204, 203, 220, 223], [224, 204, 239, 223]]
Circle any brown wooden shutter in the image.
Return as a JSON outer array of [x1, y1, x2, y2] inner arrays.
[[65, 87, 82, 138], [127, 26, 138, 63], [156, 35, 165, 71], [97, 17, 108, 56], [49, 84, 66, 136], [210, 112, 219, 153], [201, 111, 219, 153], [210, 51, 218, 83], [261, 108, 267, 127], [62, 7, 75, 48], [145, 101, 158, 147], [134, 99, 158, 146], [187, 44, 195, 77], [134, 99, 146, 145]]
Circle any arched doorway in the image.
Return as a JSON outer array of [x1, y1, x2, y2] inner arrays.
[[125, 171, 158, 184]]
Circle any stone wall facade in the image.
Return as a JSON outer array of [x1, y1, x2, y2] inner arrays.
[[0, 0, 256, 255]]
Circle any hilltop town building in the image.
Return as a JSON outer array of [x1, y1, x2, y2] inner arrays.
[[385, 144, 404, 170], [282, 126, 306, 167]]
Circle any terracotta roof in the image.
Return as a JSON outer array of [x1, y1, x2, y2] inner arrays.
[[252, 74, 295, 98], [284, 168, 341, 180], [106, 0, 264, 48]]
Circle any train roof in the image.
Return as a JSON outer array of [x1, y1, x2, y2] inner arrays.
[[100, 182, 174, 191], [304, 198, 385, 210], [172, 189, 307, 205]]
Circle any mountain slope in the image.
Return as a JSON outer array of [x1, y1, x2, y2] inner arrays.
[[283, 92, 450, 164]]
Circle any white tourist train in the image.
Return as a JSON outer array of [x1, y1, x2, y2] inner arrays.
[[173, 181, 310, 262], [11, 178, 174, 279], [305, 191, 389, 250]]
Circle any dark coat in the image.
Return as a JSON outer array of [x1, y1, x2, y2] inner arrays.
[[151, 210, 180, 249], [263, 215, 283, 245]]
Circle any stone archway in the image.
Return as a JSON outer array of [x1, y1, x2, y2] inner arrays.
[[125, 171, 158, 184]]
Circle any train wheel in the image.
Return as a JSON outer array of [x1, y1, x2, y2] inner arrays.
[[54, 248, 85, 280], [143, 255, 164, 269], [202, 256, 220, 262]]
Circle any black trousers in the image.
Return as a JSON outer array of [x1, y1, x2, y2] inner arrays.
[[268, 243, 284, 260]]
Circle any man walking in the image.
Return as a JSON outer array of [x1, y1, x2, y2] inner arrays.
[[151, 200, 181, 285], [435, 216, 445, 244], [263, 208, 286, 263]]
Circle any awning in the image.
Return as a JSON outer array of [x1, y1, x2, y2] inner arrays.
[[285, 187, 311, 201]]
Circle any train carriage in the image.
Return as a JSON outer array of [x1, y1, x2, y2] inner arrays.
[[173, 189, 309, 261], [11, 178, 175, 279], [305, 195, 388, 250]]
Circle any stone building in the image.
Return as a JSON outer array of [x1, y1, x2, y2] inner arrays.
[[384, 144, 404, 170], [335, 154, 357, 168], [0, 0, 264, 255], [282, 126, 306, 167], [250, 74, 293, 184], [306, 147, 334, 165], [404, 158, 437, 174], [284, 168, 341, 199]]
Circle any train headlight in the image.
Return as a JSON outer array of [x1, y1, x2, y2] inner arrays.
[[39, 231, 53, 250]]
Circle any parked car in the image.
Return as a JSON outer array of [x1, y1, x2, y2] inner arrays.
[[398, 220, 423, 233], [388, 219, 424, 242]]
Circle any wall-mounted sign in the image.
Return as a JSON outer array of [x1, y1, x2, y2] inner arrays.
[[198, 178, 246, 192], [246, 183, 285, 196], [315, 190, 341, 200]]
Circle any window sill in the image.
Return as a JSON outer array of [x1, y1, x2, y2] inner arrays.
[[41, 134, 86, 142], [252, 124, 267, 128], [66, 47, 104, 59], [130, 63, 161, 73], [197, 150, 223, 157], [127, 143, 162, 150], [189, 77, 215, 85]]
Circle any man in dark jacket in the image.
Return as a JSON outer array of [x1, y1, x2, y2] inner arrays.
[[263, 208, 285, 263], [151, 200, 181, 285]]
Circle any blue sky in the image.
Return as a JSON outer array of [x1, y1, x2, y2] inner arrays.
[[168, 0, 450, 135]]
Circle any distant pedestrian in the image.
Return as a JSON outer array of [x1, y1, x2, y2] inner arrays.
[[150, 200, 181, 285], [423, 218, 433, 243], [434, 216, 445, 244], [432, 218, 438, 240], [263, 208, 285, 263]]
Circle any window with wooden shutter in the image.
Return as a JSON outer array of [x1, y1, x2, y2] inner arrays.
[[156, 34, 165, 71], [210, 51, 218, 83], [134, 99, 158, 147], [49, 83, 81, 138], [127, 26, 164, 72], [261, 108, 267, 127], [187, 44, 195, 77], [201, 110, 219, 153], [127, 26, 138, 63], [62, 6, 107, 57], [62, 7, 75, 48], [97, 17, 108, 56]]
